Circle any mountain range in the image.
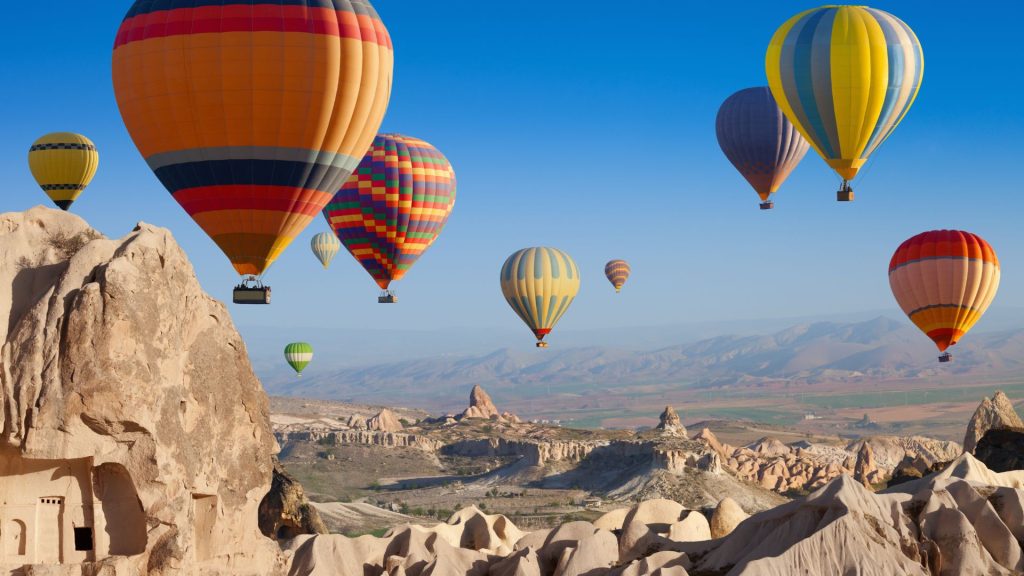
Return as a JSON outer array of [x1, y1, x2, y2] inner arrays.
[[265, 316, 1024, 410]]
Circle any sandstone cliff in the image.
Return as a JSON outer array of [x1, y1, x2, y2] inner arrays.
[[0, 207, 284, 575]]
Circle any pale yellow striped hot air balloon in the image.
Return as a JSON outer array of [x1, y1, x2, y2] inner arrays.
[[311, 232, 341, 269], [28, 132, 99, 210], [500, 247, 580, 348]]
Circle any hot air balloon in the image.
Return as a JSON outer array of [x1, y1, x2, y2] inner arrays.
[[28, 133, 99, 211], [605, 260, 631, 293], [889, 230, 999, 363], [284, 342, 314, 377], [715, 88, 809, 209], [500, 248, 580, 348], [766, 6, 923, 201], [311, 232, 342, 270], [324, 134, 456, 303], [112, 0, 394, 305]]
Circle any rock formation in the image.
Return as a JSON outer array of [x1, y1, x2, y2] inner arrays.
[[965, 391, 1024, 454], [259, 459, 328, 541], [853, 441, 880, 487], [461, 384, 501, 420], [0, 207, 285, 574], [655, 406, 686, 436], [974, 427, 1024, 473], [710, 497, 748, 539], [286, 454, 1024, 575], [367, 408, 404, 432]]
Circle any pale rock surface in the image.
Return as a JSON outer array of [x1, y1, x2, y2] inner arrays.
[[489, 547, 541, 576], [367, 408, 404, 432], [965, 391, 1024, 454], [655, 406, 685, 436], [666, 513, 710, 543], [593, 508, 630, 532], [709, 497, 748, 539], [552, 528, 617, 576], [618, 499, 686, 562], [0, 207, 284, 574], [614, 551, 690, 576], [853, 441, 881, 487]]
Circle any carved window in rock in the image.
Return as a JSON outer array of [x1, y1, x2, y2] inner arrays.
[[74, 527, 94, 551], [5, 520, 26, 556]]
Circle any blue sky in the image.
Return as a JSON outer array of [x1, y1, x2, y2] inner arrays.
[[2, 2, 1022, 367]]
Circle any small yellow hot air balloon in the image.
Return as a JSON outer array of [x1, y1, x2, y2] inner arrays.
[[28, 133, 99, 211], [500, 247, 580, 348]]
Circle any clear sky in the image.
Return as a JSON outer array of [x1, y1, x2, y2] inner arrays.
[[2, 2, 1022, 365]]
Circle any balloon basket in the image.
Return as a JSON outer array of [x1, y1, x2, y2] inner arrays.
[[536, 342, 549, 348], [837, 183, 854, 202], [233, 277, 271, 305], [759, 201, 774, 210], [378, 291, 397, 304], [939, 352, 952, 363]]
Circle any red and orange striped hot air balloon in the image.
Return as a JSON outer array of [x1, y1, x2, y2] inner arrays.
[[889, 230, 1000, 363], [112, 0, 393, 303]]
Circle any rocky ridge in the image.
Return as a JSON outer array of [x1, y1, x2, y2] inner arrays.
[[284, 454, 1024, 575]]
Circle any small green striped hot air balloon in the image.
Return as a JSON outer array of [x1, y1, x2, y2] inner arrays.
[[284, 342, 313, 377]]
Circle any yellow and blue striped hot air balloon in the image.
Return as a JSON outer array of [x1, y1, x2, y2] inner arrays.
[[28, 133, 99, 211], [604, 260, 631, 293], [500, 247, 580, 348], [766, 5, 923, 201], [311, 232, 342, 270], [112, 0, 394, 299]]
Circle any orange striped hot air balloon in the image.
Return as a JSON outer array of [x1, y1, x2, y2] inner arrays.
[[604, 260, 631, 293], [889, 230, 1000, 363], [112, 0, 393, 302]]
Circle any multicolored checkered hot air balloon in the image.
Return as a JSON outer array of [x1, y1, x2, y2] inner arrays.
[[889, 230, 1000, 363], [311, 232, 342, 270], [604, 260, 631, 293], [112, 0, 393, 302], [284, 342, 314, 377], [28, 133, 99, 211], [323, 134, 456, 303], [500, 248, 580, 348], [715, 88, 809, 210], [766, 5, 923, 201]]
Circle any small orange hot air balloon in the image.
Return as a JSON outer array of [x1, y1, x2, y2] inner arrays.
[[604, 260, 631, 293], [889, 230, 1000, 363]]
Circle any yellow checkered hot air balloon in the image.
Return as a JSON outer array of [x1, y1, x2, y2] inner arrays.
[[766, 6, 923, 201], [500, 248, 580, 348], [28, 133, 99, 211]]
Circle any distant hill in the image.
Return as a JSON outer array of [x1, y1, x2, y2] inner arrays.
[[265, 317, 1024, 409]]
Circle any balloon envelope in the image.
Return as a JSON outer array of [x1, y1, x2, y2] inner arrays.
[[500, 247, 580, 344], [889, 230, 999, 352], [284, 342, 314, 376], [766, 6, 923, 182], [311, 232, 341, 269], [28, 133, 99, 211], [605, 260, 631, 293], [324, 134, 456, 290], [112, 0, 394, 277], [715, 87, 808, 202]]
